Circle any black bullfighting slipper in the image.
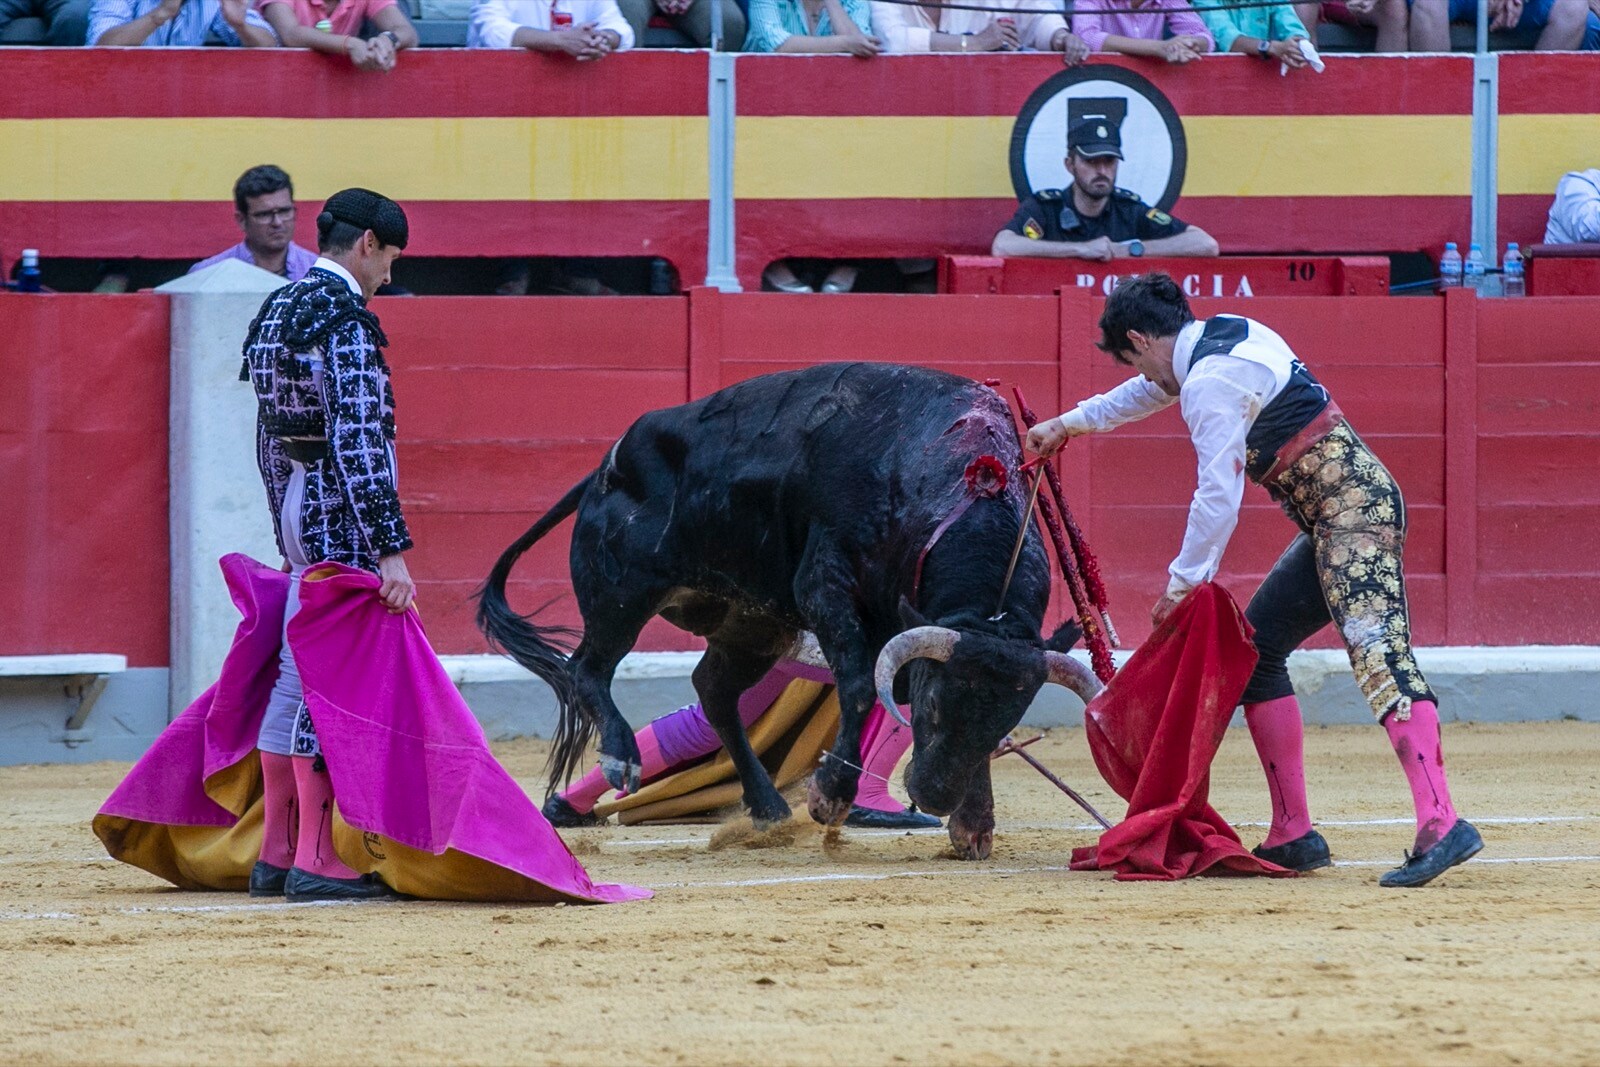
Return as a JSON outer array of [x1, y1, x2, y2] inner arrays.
[[284, 868, 401, 902], [542, 794, 604, 828], [1252, 829, 1333, 872], [248, 860, 290, 897], [844, 805, 942, 830], [1379, 819, 1483, 888]]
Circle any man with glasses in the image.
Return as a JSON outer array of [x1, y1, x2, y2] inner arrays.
[[189, 165, 317, 282]]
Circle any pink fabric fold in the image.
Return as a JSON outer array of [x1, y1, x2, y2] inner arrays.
[[98, 554, 648, 905], [98, 554, 288, 827]]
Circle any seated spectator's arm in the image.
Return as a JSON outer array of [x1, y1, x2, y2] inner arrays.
[[471, 0, 534, 47], [259, 1, 370, 55], [214, 0, 279, 45], [992, 228, 1113, 261], [1092, 31, 1207, 61], [91, 0, 180, 44], [1267, 2, 1310, 40], [1118, 225, 1219, 258], [1555, 175, 1600, 242], [370, 3, 420, 48], [1167, 2, 1214, 48], [581, 0, 634, 49]]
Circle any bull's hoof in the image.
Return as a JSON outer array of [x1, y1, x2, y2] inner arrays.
[[806, 776, 852, 828], [749, 799, 793, 832], [599, 753, 642, 795], [948, 823, 993, 861]]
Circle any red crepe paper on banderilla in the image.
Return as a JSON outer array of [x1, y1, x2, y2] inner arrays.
[[1069, 583, 1294, 881]]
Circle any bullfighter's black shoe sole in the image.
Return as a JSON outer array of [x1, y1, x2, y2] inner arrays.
[[248, 860, 289, 897], [1380, 819, 1483, 888], [844, 805, 942, 830], [284, 868, 400, 902], [542, 794, 604, 828], [1252, 829, 1333, 872]]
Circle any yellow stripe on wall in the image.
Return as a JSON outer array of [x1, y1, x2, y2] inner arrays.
[[1498, 114, 1600, 195], [0, 116, 709, 202], [736, 114, 1472, 199]]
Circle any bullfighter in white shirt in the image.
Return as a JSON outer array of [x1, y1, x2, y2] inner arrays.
[[1028, 272, 1481, 888]]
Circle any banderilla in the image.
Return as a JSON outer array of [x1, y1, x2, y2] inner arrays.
[[992, 734, 1112, 830]]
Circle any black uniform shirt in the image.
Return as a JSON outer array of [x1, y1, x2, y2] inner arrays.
[[1004, 187, 1188, 244]]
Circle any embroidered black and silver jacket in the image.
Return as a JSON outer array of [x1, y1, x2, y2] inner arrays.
[[241, 267, 412, 573]]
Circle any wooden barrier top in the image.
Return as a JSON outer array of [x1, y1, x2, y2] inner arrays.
[[939, 255, 1392, 298]]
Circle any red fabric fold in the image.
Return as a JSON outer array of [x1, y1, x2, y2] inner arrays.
[[1069, 583, 1293, 881]]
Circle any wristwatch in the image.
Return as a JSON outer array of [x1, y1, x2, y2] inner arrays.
[[1127, 239, 1145, 258], [381, 29, 400, 46], [1256, 38, 1271, 57]]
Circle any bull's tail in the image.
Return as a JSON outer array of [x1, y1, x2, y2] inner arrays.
[[476, 472, 594, 795]]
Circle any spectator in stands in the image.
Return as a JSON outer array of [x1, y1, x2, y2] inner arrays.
[[871, 0, 1090, 58], [745, 0, 877, 54], [190, 165, 317, 282], [1545, 169, 1600, 244], [991, 116, 1218, 261], [1409, 0, 1588, 50], [1072, 0, 1212, 62], [1192, 0, 1312, 68], [1294, 1, 1407, 52], [745, 0, 877, 293], [0, 0, 88, 43], [256, 0, 417, 68], [618, 0, 743, 49], [89, 0, 275, 43], [469, 0, 631, 53]]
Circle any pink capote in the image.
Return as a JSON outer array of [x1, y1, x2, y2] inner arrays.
[[1068, 583, 1293, 882], [96, 554, 649, 904]]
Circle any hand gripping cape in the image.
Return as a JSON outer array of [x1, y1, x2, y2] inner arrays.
[[1069, 583, 1293, 881], [93, 555, 649, 904]]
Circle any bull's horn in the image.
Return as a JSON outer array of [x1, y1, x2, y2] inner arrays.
[[1043, 651, 1103, 705], [873, 626, 959, 727], [786, 631, 831, 670]]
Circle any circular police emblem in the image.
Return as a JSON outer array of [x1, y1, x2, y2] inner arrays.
[[1009, 65, 1187, 212]]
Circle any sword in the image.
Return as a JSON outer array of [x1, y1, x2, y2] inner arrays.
[[991, 457, 1045, 621]]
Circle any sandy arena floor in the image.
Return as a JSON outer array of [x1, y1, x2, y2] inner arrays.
[[2, 721, 1599, 1066]]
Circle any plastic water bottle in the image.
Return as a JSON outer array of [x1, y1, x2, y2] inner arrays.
[[1503, 242, 1525, 298], [1464, 242, 1486, 292], [15, 249, 42, 293], [1439, 242, 1462, 289]]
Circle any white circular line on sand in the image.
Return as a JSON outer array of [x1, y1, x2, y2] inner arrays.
[[3, 853, 1600, 921]]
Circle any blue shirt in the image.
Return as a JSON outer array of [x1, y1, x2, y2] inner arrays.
[[1192, 0, 1306, 52], [745, 0, 872, 52], [88, 0, 271, 45]]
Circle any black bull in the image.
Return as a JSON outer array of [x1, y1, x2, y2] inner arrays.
[[477, 362, 1100, 860]]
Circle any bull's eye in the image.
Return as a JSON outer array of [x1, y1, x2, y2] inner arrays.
[[1015, 683, 1027, 691]]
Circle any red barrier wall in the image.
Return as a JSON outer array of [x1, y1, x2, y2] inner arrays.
[[0, 295, 170, 666], [5, 291, 1597, 665]]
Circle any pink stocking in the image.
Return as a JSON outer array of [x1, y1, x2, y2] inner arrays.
[[852, 703, 913, 813], [1384, 699, 1458, 853], [1244, 696, 1314, 848], [558, 721, 673, 813], [292, 756, 362, 879], [258, 752, 298, 869]]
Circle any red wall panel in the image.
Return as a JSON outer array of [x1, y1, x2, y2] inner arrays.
[[0, 295, 169, 665]]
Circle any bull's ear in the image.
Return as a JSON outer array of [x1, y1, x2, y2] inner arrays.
[[898, 596, 932, 630], [1045, 617, 1083, 652]]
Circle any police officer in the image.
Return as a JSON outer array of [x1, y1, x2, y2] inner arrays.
[[992, 116, 1219, 262]]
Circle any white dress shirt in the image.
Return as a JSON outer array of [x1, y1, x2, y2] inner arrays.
[[869, 0, 1066, 51], [469, 0, 634, 48], [1066, 315, 1300, 597], [1544, 169, 1600, 245], [311, 257, 360, 295]]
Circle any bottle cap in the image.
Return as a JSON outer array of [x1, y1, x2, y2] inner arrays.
[[1470, 242, 1481, 250], [1445, 242, 1457, 250], [1507, 242, 1519, 250]]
